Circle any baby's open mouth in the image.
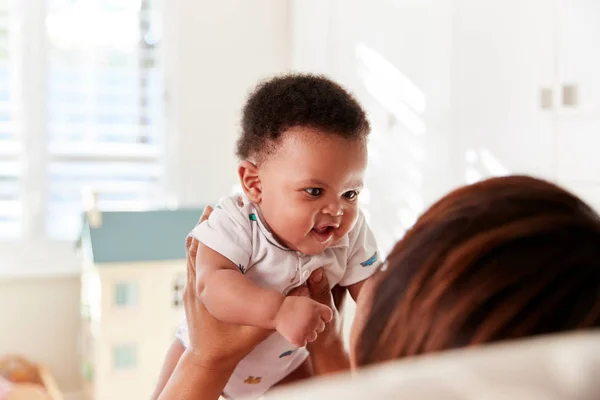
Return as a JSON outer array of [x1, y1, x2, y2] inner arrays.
[[311, 225, 336, 243]]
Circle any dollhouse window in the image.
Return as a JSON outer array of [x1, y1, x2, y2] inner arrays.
[[113, 344, 137, 370], [114, 282, 137, 307]]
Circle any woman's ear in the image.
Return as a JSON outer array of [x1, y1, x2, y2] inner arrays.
[[238, 161, 262, 203]]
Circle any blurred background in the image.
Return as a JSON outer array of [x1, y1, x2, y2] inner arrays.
[[0, 0, 598, 398]]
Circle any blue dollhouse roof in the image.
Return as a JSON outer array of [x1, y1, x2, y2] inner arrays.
[[80, 208, 205, 264]]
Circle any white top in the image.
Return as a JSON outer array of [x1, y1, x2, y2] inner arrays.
[[176, 194, 380, 399], [267, 332, 600, 400]]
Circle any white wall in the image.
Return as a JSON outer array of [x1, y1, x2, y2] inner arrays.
[[0, 276, 81, 393], [291, 0, 600, 256], [164, 0, 291, 207]]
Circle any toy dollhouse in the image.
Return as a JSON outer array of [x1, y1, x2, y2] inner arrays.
[[78, 207, 202, 400]]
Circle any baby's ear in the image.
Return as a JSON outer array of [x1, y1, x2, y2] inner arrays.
[[238, 160, 262, 203]]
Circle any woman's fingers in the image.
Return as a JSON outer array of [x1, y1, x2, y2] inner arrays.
[[185, 205, 214, 289], [306, 268, 335, 309], [199, 205, 213, 224], [287, 285, 309, 297], [185, 234, 193, 251], [315, 318, 326, 333], [185, 247, 197, 298], [189, 237, 199, 265]]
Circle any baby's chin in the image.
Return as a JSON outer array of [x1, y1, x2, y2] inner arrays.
[[297, 247, 326, 256], [294, 237, 342, 256]]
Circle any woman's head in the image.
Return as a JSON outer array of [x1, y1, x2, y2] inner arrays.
[[352, 175, 600, 367]]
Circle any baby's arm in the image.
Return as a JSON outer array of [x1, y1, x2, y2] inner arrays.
[[197, 241, 284, 328], [197, 241, 332, 346]]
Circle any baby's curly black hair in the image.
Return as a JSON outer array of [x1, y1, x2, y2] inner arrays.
[[236, 74, 370, 161]]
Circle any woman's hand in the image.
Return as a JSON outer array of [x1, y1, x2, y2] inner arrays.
[[158, 206, 272, 400], [289, 269, 351, 375], [183, 206, 272, 370]]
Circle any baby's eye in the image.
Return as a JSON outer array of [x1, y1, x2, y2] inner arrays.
[[305, 188, 322, 197], [344, 190, 359, 200]]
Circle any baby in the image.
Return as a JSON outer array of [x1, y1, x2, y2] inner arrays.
[[175, 74, 380, 399]]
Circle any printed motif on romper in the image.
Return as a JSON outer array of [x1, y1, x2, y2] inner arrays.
[[279, 350, 294, 358], [244, 376, 262, 384], [360, 252, 378, 267]]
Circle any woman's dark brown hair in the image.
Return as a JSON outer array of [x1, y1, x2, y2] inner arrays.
[[357, 175, 600, 365]]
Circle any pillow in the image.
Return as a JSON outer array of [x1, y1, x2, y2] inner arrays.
[[268, 332, 600, 400]]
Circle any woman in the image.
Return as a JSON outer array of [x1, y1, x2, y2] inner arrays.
[[156, 175, 600, 399]]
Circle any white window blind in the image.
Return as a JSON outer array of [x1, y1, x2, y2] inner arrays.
[[0, 1, 20, 240], [43, 0, 165, 240], [0, 0, 165, 246]]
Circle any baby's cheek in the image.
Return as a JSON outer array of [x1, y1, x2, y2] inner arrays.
[[279, 215, 308, 240], [343, 210, 359, 233]]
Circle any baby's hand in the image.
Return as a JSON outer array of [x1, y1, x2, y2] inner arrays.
[[274, 296, 333, 347]]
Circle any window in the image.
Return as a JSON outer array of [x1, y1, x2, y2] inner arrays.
[[0, 1, 20, 240], [113, 343, 137, 370], [46, 0, 165, 240], [1, 0, 165, 244], [114, 281, 138, 307]]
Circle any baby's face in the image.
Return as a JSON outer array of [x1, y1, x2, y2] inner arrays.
[[255, 127, 367, 255]]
